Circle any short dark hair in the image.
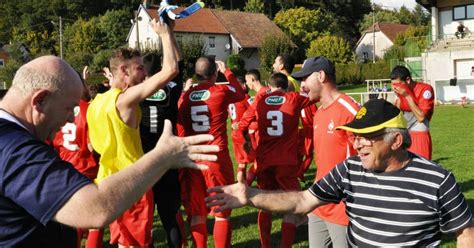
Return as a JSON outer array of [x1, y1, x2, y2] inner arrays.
[[246, 69, 261, 81], [195, 56, 216, 81], [109, 48, 141, 74], [268, 72, 288, 90], [278, 54, 295, 73], [390, 65, 411, 82]]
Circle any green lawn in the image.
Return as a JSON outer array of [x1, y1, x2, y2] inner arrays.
[[98, 103, 474, 247]]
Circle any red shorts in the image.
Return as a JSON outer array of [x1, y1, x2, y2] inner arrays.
[[256, 164, 300, 191], [408, 131, 432, 160], [109, 190, 154, 246], [231, 130, 255, 164], [180, 156, 234, 218]]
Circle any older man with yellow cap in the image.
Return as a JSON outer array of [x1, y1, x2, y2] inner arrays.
[[205, 99, 474, 247]]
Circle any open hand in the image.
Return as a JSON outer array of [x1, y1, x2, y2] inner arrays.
[[205, 172, 250, 212], [155, 120, 219, 170]]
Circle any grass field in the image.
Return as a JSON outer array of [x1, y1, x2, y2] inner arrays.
[[99, 94, 474, 247]]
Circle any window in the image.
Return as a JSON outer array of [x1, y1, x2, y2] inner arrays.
[[453, 4, 474, 20], [209, 36, 215, 48], [0, 59, 4, 67], [468, 5, 474, 19]]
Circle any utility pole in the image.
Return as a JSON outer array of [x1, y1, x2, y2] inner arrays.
[[133, 11, 141, 52], [372, 5, 376, 63], [59, 16, 63, 59]]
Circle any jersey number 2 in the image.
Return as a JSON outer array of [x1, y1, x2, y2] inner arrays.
[[62, 123, 79, 151]]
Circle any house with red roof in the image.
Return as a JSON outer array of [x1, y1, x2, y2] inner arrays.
[[127, 2, 290, 69], [355, 22, 410, 62]]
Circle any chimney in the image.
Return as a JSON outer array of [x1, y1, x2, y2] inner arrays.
[[143, 0, 148, 8]]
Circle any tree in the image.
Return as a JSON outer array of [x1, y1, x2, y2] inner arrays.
[[0, 59, 23, 88], [99, 9, 132, 49], [359, 10, 401, 33], [259, 33, 295, 72], [244, 0, 265, 13], [393, 25, 430, 57], [274, 7, 341, 47], [178, 35, 205, 80], [359, 3, 431, 33], [306, 35, 353, 64], [64, 17, 105, 55]]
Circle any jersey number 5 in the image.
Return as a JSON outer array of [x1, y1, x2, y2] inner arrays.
[[191, 105, 210, 132], [267, 110, 283, 136]]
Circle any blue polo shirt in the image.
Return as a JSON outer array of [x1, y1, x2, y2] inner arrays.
[[0, 116, 91, 247]]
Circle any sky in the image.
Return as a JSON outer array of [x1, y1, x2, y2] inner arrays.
[[371, 0, 418, 10]]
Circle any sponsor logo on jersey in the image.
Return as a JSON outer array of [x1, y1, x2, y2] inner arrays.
[[147, 89, 167, 101], [249, 97, 255, 104], [327, 119, 335, 134], [265, 96, 286, 105], [423, 90, 432, 100], [189, 90, 210, 101], [73, 106, 80, 117], [227, 85, 237, 92]]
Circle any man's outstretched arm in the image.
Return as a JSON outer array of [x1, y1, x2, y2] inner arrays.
[[54, 120, 218, 228], [205, 173, 327, 215]]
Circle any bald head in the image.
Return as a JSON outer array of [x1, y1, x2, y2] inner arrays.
[[12, 55, 82, 95], [195, 56, 217, 81]]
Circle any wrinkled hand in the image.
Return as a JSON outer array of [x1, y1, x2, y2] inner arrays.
[[155, 120, 218, 170], [205, 172, 249, 212], [216, 61, 227, 74]]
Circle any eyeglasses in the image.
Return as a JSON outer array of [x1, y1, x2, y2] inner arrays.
[[348, 132, 387, 146]]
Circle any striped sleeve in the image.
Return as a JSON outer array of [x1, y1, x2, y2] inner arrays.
[[438, 172, 473, 233], [308, 161, 347, 203]]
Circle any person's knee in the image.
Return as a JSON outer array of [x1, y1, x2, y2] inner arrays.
[[191, 215, 207, 226]]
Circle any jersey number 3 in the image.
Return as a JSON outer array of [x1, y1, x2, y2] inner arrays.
[[191, 105, 210, 132], [267, 110, 283, 136]]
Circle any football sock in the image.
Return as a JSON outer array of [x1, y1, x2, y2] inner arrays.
[[85, 229, 103, 248], [213, 219, 231, 248], [258, 211, 272, 248], [176, 212, 187, 247], [76, 229, 84, 248], [280, 222, 296, 248], [191, 223, 207, 248]]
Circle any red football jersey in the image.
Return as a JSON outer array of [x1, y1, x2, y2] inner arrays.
[[228, 94, 252, 125], [312, 93, 360, 225], [240, 90, 311, 167], [52, 100, 98, 180], [398, 82, 434, 120], [177, 69, 245, 152]]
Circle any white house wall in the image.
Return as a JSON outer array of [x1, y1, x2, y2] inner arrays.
[[422, 49, 474, 83], [438, 9, 474, 39], [356, 31, 394, 60], [128, 12, 231, 61], [200, 34, 231, 61]]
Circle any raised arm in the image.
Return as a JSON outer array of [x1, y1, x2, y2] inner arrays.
[[205, 173, 326, 215], [118, 19, 179, 108], [54, 120, 218, 228]]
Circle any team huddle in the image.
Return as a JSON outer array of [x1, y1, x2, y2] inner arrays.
[[1, 17, 473, 248]]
